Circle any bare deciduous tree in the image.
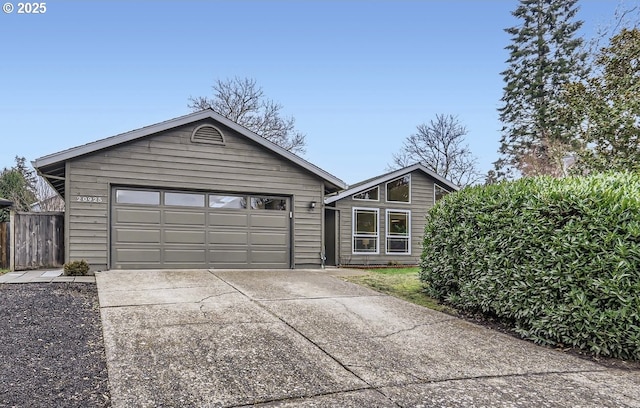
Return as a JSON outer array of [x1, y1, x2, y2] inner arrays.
[[33, 176, 64, 212], [516, 137, 574, 178], [390, 114, 481, 187], [587, 2, 639, 60], [188, 77, 306, 154]]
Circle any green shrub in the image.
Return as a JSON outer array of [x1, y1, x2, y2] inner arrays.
[[63, 260, 90, 276], [420, 172, 640, 360]]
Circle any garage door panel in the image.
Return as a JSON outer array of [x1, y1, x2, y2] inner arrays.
[[251, 249, 289, 264], [210, 213, 248, 227], [251, 232, 287, 246], [165, 211, 206, 225], [164, 230, 206, 244], [209, 231, 247, 245], [210, 249, 248, 263], [114, 228, 161, 244], [164, 248, 207, 263], [115, 248, 161, 263], [251, 214, 288, 229], [115, 208, 161, 224]]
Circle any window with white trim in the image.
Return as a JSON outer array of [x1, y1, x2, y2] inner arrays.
[[353, 186, 379, 201], [434, 184, 450, 202], [386, 175, 411, 203], [352, 208, 379, 254], [386, 210, 410, 254]]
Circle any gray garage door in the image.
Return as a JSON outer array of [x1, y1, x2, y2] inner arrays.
[[111, 187, 290, 269]]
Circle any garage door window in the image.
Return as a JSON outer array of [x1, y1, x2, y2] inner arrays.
[[116, 189, 160, 205], [164, 193, 204, 207], [165, 192, 205, 207], [251, 197, 287, 210], [209, 195, 246, 209]]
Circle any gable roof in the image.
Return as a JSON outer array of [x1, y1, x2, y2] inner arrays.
[[325, 163, 459, 204], [32, 109, 347, 196]]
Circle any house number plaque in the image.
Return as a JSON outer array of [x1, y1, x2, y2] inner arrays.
[[76, 196, 104, 203]]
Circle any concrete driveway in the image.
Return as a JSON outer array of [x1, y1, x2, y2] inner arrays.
[[96, 269, 640, 407]]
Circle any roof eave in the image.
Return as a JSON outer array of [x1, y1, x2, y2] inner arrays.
[[32, 109, 347, 191], [324, 163, 458, 204], [0, 198, 13, 208]]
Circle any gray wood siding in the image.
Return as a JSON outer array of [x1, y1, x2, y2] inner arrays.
[[334, 171, 435, 266], [66, 119, 324, 270]]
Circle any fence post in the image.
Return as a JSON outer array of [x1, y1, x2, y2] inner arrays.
[[9, 209, 15, 271]]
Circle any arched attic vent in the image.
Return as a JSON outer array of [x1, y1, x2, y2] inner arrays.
[[191, 124, 224, 145]]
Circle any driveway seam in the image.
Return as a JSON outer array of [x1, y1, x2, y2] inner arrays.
[[99, 290, 238, 309], [211, 271, 403, 408], [228, 387, 376, 408], [345, 366, 610, 387], [423, 368, 613, 383], [371, 319, 461, 339], [255, 293, 386, 302]]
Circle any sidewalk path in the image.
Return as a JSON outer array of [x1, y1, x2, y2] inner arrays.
[[0, 269, 95, 283]]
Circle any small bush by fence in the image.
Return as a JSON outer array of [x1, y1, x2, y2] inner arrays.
[[420, 172, 640, 360]]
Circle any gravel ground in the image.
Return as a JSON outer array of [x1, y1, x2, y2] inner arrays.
[[0, 283, 110, 408]]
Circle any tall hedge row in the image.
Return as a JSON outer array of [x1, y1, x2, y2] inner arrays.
[[420, 172, 640, 360]]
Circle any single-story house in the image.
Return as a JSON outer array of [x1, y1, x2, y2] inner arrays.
[[324, 163, 458, 267], [33, 109, 346, 271], [33, 109, 457, 271]]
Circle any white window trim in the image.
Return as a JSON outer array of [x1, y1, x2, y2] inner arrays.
[[434, 183, 450, 204], [352, 186, 380, 202], [385, 209, 411, 255], [385, 174, 411, 204], [352, 207, 380, 255]]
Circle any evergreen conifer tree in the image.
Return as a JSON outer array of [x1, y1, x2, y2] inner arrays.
[[497, 0, 587, 178]]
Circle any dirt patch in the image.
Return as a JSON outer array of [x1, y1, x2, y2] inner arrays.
[[0, 283, 110, 407]]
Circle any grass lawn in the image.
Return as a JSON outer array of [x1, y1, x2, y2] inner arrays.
[[0, 269, 8, 275], [341, 267, 455, 314]]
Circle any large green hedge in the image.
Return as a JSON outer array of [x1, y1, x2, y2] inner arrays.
[[420, 172, 640, 360]]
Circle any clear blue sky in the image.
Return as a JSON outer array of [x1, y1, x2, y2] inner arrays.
[[0, 0, 631, 185]]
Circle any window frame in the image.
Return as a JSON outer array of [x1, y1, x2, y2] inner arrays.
[[164, 191, 206, 207], [352, 186, 380, 202], [250, 196, 288, 211], [352, 207, 380, 255], [208, 194, 247, 209], [115, 189, 160, 206], [434, 184, 451, 203], [385, 209, 411, 255], [385, 174, 411, 204]]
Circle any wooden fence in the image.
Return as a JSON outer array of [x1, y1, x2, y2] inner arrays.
[[2, 212, 65, 271], [0, 222, 8, 269]]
